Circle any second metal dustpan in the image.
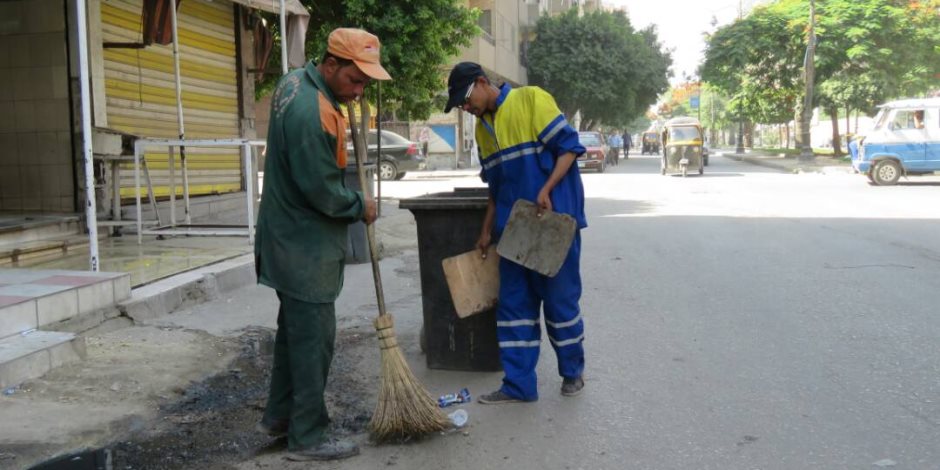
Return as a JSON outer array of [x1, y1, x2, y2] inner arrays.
[[497, 199, 576, 277]]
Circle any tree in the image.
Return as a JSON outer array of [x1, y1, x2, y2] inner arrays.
[[701, 3, 805, 131], [526, 9, 671, 130], [261, 0, 479, 121], [702, 0, 940, 153], [812, 0, 940, 153]]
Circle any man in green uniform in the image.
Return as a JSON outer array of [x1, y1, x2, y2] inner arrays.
[[253, 28, 390, 461]]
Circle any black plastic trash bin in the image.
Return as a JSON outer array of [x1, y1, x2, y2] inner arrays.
[[399, 187, 501, 371], [344, 162, 375, 264]]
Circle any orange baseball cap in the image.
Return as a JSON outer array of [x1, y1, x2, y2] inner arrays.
[[327, 28, 392, 81]]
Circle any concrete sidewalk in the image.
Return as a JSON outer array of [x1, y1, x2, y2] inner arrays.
[[0, 202, 427, 469], [720, 148, 855, 175]]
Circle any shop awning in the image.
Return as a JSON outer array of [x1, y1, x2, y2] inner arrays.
[[229, 0, 309, 68]]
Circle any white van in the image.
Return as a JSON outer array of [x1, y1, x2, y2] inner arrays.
[[852, 98, 940, 185]]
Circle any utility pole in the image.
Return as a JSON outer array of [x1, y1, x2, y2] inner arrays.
[[798, 0, 817, 160]]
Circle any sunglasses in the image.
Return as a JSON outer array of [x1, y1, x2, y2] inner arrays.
[[462, 82, 475, 107]]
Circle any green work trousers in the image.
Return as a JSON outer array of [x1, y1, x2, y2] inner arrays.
[[263, 292, 336, 451]]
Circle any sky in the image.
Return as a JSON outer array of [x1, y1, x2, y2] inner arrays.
[[603, 0, 764, 84]]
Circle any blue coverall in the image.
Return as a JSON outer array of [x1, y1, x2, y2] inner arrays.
[[476, 83, 587, 401]]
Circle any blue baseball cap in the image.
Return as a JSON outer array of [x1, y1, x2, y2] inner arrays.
[[444, 62, 485, 113]]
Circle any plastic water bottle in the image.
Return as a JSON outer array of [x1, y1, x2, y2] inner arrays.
[[448, 409, 468, 428]]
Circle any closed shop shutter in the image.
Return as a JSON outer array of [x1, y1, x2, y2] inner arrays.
[[101, 0, 242, 199]]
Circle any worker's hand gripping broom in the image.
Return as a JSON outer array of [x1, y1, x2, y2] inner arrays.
[[348, 101, 450, 441]]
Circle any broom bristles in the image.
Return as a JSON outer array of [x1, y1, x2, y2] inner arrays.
[[370, 314, 450, 441]]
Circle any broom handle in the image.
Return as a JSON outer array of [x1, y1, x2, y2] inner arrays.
[[348, 102, 388, 317]]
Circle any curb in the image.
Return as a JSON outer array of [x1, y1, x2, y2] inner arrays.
[[119, 254, 256, 323], [724, 153, 854, 174], [724, 153, 791, 172]]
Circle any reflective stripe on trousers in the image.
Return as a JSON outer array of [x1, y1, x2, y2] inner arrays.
[[496, 232, 584, 400]]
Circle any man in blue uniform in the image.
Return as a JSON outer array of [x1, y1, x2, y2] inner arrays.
[[444, 62, 587, 404]]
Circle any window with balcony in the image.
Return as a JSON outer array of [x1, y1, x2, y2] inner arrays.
[[478, 9, 494, 44]]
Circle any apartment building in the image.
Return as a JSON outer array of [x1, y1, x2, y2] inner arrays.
[[419, 0, 540, 169]]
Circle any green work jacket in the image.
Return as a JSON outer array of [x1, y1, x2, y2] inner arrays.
[[254, 62, 364, 303]]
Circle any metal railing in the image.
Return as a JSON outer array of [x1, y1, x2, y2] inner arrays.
[[132, 138, 265, 245]]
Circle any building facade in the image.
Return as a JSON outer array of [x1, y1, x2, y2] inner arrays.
[[417, 0, 541, 170], [0, 0, 291, 220]]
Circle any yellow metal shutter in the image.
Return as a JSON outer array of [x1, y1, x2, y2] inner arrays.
[[101, 0, 242, 199]]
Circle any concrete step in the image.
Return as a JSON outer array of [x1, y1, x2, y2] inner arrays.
[[0, 215, 82, 246], [0, 330, 86, 390], [0, 233, 105, 267], [0, 269, 132, 340]]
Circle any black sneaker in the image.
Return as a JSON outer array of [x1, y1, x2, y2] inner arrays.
[[478, 389, 523, 405], [561, 377, 584, 396], [255, 419, 288, 438], [286, 438, 359, 461]]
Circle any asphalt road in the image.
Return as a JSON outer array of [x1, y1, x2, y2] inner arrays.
[[238, 152, 940, 469]]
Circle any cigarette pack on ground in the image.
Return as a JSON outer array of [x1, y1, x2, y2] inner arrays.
[[441, 245, 499, 318]]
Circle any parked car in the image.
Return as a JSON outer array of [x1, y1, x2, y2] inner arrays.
[[577, 131, 608, 173], [346, 129, 424, 180], [852, 97, 940, 186]]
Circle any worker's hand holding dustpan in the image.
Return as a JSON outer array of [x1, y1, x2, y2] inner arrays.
[[442, 245, 499, 318], [497, 199, 577, 277]]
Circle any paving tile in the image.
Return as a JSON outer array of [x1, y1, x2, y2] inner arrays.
[[0, 270, 52, 284], [77, 280, 114, 313], [113, 274, 131, 302], [43, 269, 125, 280], [36, 289, 78, 326], [0, 348, 49, 390], [0, 295, 32, 307], [0, 283, 69, 297], [0, 331, 80, 389], [0, 300, 37, 338], [33, 275, 102, 287]]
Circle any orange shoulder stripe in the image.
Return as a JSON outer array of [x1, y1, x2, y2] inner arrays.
[[318, 93, 348, 168]]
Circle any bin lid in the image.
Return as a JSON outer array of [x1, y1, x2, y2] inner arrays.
[[399, 188, 489, 210]]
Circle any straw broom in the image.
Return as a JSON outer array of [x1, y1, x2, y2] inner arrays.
[[347, 101, 450, 441]]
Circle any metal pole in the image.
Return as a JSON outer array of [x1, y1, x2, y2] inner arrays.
[[170, 0, 191, 224], [76, 0, 99, 271], [243, 143, 255, 244], [134, 143, 142, 244], [280, 0, 288, 75], [168, 145, 175, 226]]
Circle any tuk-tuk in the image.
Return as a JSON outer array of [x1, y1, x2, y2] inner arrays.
[[661, 117, 705, 177], [641, 131, 660, 155]]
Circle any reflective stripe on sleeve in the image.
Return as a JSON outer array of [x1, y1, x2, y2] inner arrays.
[[540, 115, 569, 144]]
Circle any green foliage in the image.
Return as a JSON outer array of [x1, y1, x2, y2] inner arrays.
[[701, 0, 940, 125], [526, 9, 672, 130], [814, 0, 940, 113], [258, 0, 479, 121], [700, 2, 804, 125]]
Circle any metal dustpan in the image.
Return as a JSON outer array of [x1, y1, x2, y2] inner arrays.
[[497, 199, 577, 277]]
